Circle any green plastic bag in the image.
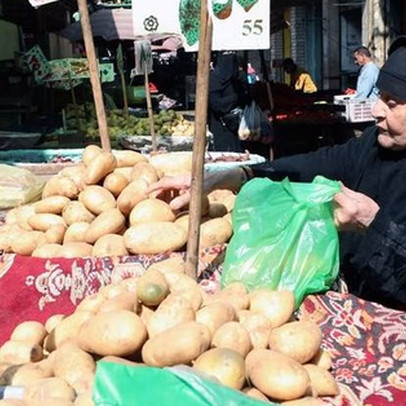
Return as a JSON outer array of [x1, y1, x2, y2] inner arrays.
[[221, 176, 341, 308], [92, 361, 274, 406]]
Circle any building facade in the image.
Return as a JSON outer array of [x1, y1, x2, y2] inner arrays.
[[269, 0, 405, 91]]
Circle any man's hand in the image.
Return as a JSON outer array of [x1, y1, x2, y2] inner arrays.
[[333, 184, 380, 231], [146, 174, 192, 210], [146, 168, 245, 211]]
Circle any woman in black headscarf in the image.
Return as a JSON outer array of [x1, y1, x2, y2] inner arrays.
[[208, 52, 250, 152]]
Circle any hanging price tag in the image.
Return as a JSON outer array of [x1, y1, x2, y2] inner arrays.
[[133, 40, 153, 76], [132, 0, 270, 52]]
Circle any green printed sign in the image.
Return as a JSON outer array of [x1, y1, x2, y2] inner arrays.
[[43, 59, 115, 90], [100, 63, 115, 82], [24, 45, 51, 84], [44, 58, 90, 82]]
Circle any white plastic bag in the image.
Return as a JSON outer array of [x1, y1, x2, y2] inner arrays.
[[238, 101, 262, 141], [0, 164, 44, 209]]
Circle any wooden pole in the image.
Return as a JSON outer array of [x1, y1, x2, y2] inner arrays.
[[117, 43, 129, 120], [144, 67, 157, 152], [185, 0, 212, 280], [120, 71, 129, 120], [77, 0, 111, 151]]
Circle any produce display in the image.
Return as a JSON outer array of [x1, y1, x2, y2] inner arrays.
[[250, 82, 340, 124], [65, 103, 195, 141], [0, 144, 340, 405], [0, 146, 234, 257], [0, 267, 339, 405]]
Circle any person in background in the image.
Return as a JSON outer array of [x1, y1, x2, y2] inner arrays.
[[282, 57, 317, 94], [353, 46, 380, 100], [208, 52, 250, 152], [147, 37, 406, 311]]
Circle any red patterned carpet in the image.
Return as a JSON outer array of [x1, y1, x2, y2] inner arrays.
[[0, 247, 225, 345], [1, 250, 405, 405], [301, 292, 406, 406]]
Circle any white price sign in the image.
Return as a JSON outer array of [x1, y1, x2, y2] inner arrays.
[[28, 0, 58, 8], [132, 0, 270, 52]]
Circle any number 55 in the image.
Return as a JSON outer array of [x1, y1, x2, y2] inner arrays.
[[242, 19, 263, 36]]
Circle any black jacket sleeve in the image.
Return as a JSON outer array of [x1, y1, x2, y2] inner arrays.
[[250, 129, 375, 187], [353, 211, 406, 308]]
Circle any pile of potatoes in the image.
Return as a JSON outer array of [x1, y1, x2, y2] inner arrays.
[[0, 259, 339, 406], [0, 145, 235, 258]]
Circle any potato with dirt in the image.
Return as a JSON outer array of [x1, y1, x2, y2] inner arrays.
[[193, 348, 246, 390], [142, 322, 211, 367], [78, 310, 147, 357], [146, 294, 195, 338], [124, 222, 187, 255], [249, 289, 295, 328], [268, 321, 322, 364], [246, 349, 311, 401]]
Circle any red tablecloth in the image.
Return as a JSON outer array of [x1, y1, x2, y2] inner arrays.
[[0, 247, 225, 345], [1, 250, 405, 405]]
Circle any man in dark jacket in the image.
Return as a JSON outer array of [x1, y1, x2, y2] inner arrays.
[[147, 37, 406, 310]]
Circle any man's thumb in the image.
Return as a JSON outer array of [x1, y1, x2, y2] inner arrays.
[[340, 184, 358, 197], [169, 193, 190, 211]]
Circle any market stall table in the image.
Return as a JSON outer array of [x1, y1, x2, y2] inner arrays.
[[249, 81, 363, 158]]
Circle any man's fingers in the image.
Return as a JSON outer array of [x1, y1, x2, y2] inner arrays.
[[339, 184, 361, 198], [334, 208, 351, 230], [333, 210, 343, 228], [334, 192, 358, 217], [334, 184, 380, 231], [333, 193, 354, 227], [333, 192, 352, 208], [169, 193, 191, 211], [146, 177, 174, 194]]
